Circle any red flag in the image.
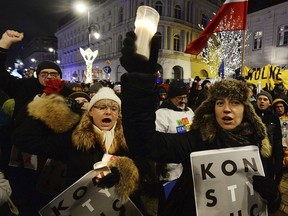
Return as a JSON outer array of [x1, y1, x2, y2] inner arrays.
[[185, 0, 248, 55]]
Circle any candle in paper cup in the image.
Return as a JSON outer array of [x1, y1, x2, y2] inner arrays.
[[134, 6, 160, 60]]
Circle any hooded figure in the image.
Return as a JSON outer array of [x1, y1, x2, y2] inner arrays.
[[272, 98, 288, 119], [192, 80, 270, 157]]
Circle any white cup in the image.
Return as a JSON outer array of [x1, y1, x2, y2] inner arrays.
[[134, 6, 160, 60]]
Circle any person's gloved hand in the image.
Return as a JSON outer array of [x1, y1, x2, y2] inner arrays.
[[67, 98, 84, 113], [120, 31, 159, 74], [43, 79, 66, 95], [97, 167, 120, 188], [253, 175, 279, 202]]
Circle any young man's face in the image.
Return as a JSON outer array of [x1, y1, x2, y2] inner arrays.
[[256, 95, 270, 110]]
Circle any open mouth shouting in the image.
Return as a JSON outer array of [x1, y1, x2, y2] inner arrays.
[[99, 117, 115, 130], [222, 116, 233, 124]]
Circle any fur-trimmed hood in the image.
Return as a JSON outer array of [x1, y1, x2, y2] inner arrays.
[[27, 94, 81, 133], [72, 112, 128, 153], [191, 79, 271, 158]]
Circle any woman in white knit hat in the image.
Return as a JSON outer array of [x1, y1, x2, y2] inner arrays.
[[11, 87, 140, 214]]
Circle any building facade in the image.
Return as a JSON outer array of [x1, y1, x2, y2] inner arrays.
[[21, 36, 58, 69], [55, 0, 220, 82], [245, 1, 288, 69]]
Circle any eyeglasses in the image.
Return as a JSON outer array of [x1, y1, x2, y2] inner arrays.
[[93, 105, 119, 113], [39, 71, 59, 78], [176, 95, 188, 102]]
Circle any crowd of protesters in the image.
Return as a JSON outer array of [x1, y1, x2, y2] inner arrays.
[[0, 29, 287, 216]]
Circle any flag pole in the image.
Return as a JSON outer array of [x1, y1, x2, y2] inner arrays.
[[240, 29, 246, 78]]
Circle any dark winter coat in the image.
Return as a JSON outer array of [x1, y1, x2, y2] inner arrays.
[[0, 48, 44, 120], [121, 74, 274, 216], [255, 107, 284, 185]]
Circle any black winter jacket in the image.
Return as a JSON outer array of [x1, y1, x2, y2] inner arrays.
[[0, 48, 44, 120], [255, 107, 284, 184]]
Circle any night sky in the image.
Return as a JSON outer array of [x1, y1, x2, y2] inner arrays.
[[0, 0, 286, 67], [0, 0, 72, 66]]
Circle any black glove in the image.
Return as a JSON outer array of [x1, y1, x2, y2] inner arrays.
[[97, 167, 120, 188], [120, 31, 159, 74], [67, 98, 83, 113], [253, 175, 279, 202]]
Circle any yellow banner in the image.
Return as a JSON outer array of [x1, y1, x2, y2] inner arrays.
[[243, 64, 288, 91]]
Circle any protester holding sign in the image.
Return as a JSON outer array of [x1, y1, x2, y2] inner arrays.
[[120, 31, 281, 216], [11, 86, 140, 214]]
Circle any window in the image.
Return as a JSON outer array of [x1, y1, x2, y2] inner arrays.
[[155, 32, 162, 49], [201, 14, 208, 28], [173, 34, 180, 51], [119, 7, 123, 23], [253, 31, 262, 50], [186, 2, 191, 22], [278, 25, 288, 46], [175, 5, 181, 19], [155, 1, 163, 16], [117, 35, 123, 52]]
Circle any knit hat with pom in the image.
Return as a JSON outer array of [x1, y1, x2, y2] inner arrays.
[[88, 87, 121, 111]]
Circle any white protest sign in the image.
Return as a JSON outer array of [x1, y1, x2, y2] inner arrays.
[[39, 167, 143, 216], [190, 146, 268, 216]]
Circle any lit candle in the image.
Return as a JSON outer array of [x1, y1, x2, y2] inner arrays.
[[134, 6, 160, 60]]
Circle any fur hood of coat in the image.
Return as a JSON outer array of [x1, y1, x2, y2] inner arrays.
[[27, 94, 81, 133], [72, 112, 128, 153], [191, 79, 271, 158]]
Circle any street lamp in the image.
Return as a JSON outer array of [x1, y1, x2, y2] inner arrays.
[[31, 58, 37, 67], [48, 47, 56, 61], [74, 2, 99, 84], [73, 2, 100, 47]]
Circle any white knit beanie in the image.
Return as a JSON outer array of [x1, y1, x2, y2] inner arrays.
[[88, 87, 121, 111]]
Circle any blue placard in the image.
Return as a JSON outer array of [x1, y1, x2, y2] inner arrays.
[[103, 66, 112, 74]]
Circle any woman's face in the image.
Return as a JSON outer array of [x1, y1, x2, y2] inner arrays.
[[215, 98, 244, 130], [74, 97, 89, 110], [89, 99, 119, 131]]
